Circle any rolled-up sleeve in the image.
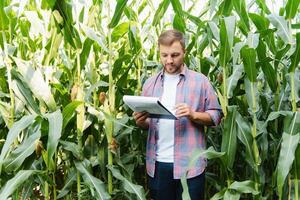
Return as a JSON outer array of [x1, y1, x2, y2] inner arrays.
[[204, 79, 223, 126]]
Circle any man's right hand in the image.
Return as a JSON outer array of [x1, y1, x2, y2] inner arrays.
[[133, 111, 149, 130]]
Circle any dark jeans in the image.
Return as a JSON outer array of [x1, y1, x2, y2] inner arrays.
[[148, 161, 205, 200]]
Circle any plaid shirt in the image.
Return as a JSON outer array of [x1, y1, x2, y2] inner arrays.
[[142, 65, 222, 179]]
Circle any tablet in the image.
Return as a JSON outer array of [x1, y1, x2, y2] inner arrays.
[[123, 95, 177, 120]]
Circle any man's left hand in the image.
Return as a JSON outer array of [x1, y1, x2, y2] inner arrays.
[[175, 103, 214, 125], [175, 103, 195, 120]]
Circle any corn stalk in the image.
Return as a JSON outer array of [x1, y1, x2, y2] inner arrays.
[[1, 31, 14, 128], [76, 50, 85, 199], [105, 0, 115, 194], [241, 45, 261, 197]]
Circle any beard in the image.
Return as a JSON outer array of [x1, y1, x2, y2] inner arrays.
[[164, 63, 183, 74]]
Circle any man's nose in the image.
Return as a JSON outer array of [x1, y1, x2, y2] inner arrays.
[[166, 56, 173, 64]]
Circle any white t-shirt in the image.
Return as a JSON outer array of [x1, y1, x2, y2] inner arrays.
[[156, 73, 180, 163]]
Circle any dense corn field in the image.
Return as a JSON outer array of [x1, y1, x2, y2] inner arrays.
[[0, 0, 299, 199]]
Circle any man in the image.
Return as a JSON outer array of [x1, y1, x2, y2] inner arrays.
[[133, 29, 222, 200]]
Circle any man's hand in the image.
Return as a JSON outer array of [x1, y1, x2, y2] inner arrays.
[[175, 103, 214, 126], [133, 111, 149, 130], [175, 103, 195, 120]]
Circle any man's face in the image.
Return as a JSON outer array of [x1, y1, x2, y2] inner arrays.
[[159, 41, 185, 75]]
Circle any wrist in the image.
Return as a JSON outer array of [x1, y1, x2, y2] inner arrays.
[[189, 110, 197, 121]]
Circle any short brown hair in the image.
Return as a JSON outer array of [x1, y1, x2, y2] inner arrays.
[[158, 29, 185, 49]]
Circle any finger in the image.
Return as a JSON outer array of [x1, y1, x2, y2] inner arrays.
[[176, 109, 187, 116], [136, 112, 149, 121], [137, 116, 147, 123], [133, 111, 146, 117], [175, 103, 189, 110], [175, 103, 185, 108]]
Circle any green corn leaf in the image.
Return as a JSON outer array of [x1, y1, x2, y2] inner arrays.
[[210, 188, 226, 200], [241, 45, 257, 82], [85, 81, 109, 100], [0, 170, 37, 200], [75, 161, 110, 200], [256, 40, 277, 92], [289, 32, 300, 72], [246, 33, 260, 48], [249, 13, 269, 30], [285, 0, 300, 20], [45, 110, 62, 165], [45, 0, 57, 9], [62, 101, 83, 129], [80, 38, 93, 69], [3, 128, 41, 172], [218, 0, 233, 16], [249, 12, 276, 53], [152, 0, 170, 26], [43, 27, 63, 66], [181, 147, 225, 200], [171, 0, 184, 17], [292, 23, 300, 29], [13, 58, 56, 111], [112, 54, 132, 78], [111, 22, 130, 42], [227, 64, 243, 98], [60, 140, 82, 160], [275, 44, 291, 69], [183, 11, 203, 27], [233, 0, 249, 31], [229, 180, 259, 195], [221, 106, 238, 169], [276, 132, 300, 199], [198, 33, 209, 55], [294, 145, 300, 181], [283, 112, 300, 135], [255, 0, 271, 14], [0, 114, 36, 173], [11, 69, 40, 114], [82, 25, 109, 53], [244, 78, 259, 113], [232, 42, 244, 64], [188, 147, 225, 168], [171, 0, 185, 32], [224, 190, 241, 200], [128, 26, 141, 54], [236, 112, 256, 171], [57, 169, 76, 199], [0, 102, 10, 127], [138, 0, 147, 14], [20, 181, 34, 200], [54, 0, 81, 48], [0, 1, 9, 32], [101, 109, 134, 130], [262, 62, 277, 92], [208, 21, 220, 41], [220, 16, 236, 68], [258, 111, 293, 134], [108, 0, 128, 28], [267, 14, 293, 44], [124, 6, 138, 22], [108, 165, 146, 200], [173, 13, 186, 33]]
